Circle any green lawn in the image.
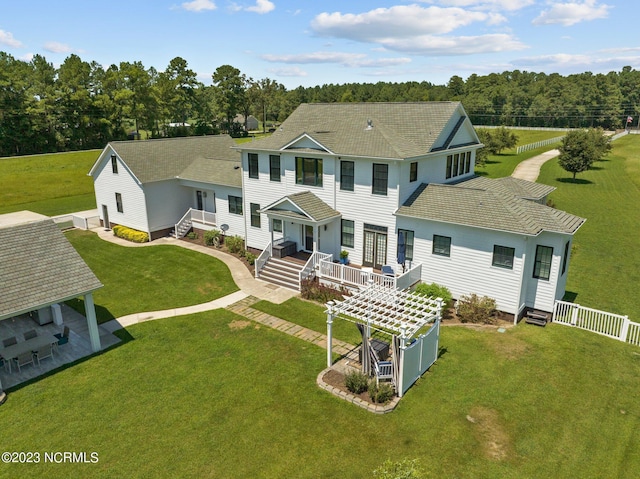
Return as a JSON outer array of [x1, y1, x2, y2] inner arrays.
[[1, 312, 638, 478], [0, 150, 99, 216], [538, 134, 640, 320], [475, 128, 564, 178], [64, 229, 238, 323], [253, 297, 363, 345]]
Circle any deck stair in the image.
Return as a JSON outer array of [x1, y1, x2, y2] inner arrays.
[[258, 257, 303, 291], [525, 309, 551, 327], [172, 219, 193, 238]]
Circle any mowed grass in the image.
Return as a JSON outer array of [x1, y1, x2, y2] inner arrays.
[[253, 297, 363, 345], [0, 150, 99, 215], [64, 229, 238, 323], [1, 312, 638, 478], [538, 134, 640, 319], [475, 128, 564, 178]]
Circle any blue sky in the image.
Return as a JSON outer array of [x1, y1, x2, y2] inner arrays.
[[1, 0, 637, 88]]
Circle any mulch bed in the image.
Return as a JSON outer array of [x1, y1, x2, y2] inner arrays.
[[179, 231, 256, 275], [322, 368, 379, 405]]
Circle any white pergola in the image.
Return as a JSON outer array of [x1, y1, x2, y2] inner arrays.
[[326, 282, 443, 397]]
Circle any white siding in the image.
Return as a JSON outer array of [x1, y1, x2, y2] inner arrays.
[[212, 185, 245, 239], [92, 147, 149, 232], [399, 218, 527, 314], [145, 180, 192, 232]]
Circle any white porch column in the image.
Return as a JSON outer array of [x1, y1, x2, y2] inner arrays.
[[326, 301, 334, 367], [313, 224, 319, 252], [84, 293, 102, 353], [270, 218, 274, 245]]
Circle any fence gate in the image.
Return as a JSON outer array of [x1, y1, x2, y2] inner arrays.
[[400, 320, 440, 396]]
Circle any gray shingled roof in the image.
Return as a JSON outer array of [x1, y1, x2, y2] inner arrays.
[[242, 102, 472, 159], [396, 183, 584, 236], [462, 176, 555, 201], [98, 135, 240, 184], [178, 157, 242, 188], [261, 191, 341, 222], [0, 219, 103, 320]]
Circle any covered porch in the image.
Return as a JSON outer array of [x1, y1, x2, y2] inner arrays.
[[326, 283, 443, 398]]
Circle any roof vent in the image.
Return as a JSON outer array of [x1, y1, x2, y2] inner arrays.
[[365, 119, 373, 130]]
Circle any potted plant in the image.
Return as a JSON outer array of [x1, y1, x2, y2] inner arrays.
[[339, 250, 350, 265]]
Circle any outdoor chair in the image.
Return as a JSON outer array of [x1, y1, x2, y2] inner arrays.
[[34, 344, 54, 366], [54, 326, 70, 346], [13, 350, 35, 372], [2, 336, 17, 348], [381, 265, 395, 277], [23, 329, 38, 340], [374, 360, 394, 388]]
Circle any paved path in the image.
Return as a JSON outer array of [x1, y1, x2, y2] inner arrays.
[[89, 228, 349, 355], [511, 149, 559, 182]]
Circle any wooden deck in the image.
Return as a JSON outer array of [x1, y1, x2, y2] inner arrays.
[[0, 304, 121, 390]]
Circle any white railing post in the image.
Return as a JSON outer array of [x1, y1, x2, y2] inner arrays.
[[620, 316, 630, 342]]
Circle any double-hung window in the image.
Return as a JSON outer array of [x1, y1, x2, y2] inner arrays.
[[111, 155, 118, 174], [296, 157, 323, 187], [341, 219, 355, 248], [248, 153, 259, 179], [410, 162, 418, 182], [273, 219, 283, 233], [250, 203, 261, 228], [340, 161, 354, 191], [228, 195, 243, 215], [269, 155, 280, 182], [372, 163, 388, 195], [397, 229, 414, 261], [432, 234, 451, 257], [115, 193, 123, 213], [533, 245, 553, 280], [492, 245, 515, 269]]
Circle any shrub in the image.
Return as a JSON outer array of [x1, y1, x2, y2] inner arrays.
[[186, 231, 197, 240], [300, 279, 347, 303], [203, 229, 221, 246], [456, 293, 497, 324], [414, 282, 453, 311], [244, 251, 256, 265], [112, 225, 149, 243], [225, 235, 244, 254], [368, 379, 395, 404], [373, 459, 423, 479], [345, 370, 369, 394]]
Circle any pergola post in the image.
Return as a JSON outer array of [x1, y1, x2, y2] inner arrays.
[[326, 301, 334, 368], [398, 325, 408, 398], [84, 293, 102, 353]]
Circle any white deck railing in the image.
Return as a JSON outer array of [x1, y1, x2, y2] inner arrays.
[[318, 259, 422, 290], [175, 208, 217, 238], [300, 252, 333, 284], [552, 300, 639, 346]]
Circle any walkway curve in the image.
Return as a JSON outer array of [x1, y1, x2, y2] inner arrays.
[[511, 149, 559, 182], [88, 227, 298, 333]]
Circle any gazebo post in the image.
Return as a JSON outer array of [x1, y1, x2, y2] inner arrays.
[[398, 325, 408, 398], [326, 301, 334, 368]]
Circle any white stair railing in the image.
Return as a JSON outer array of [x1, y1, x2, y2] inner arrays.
[[175, 208, 195, 238]]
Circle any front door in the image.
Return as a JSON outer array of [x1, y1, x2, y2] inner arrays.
[[363, 226, 387, 270], [102, 204, 110, 231], [304, 225, 314, 251], [196, 190, 204, 210]]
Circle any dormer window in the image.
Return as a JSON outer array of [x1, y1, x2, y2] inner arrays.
[[111, 155, 118, 174]]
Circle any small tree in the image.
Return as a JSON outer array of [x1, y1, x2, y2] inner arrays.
[[558, 128, 611, 180]]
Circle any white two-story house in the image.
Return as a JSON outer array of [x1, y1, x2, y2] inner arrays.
[[89, 102, 584, 319]]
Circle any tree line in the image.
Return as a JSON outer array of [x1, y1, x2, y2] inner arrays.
[[1, 51, 639, 157]]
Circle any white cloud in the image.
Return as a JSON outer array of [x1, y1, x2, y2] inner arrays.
[[422, 0, 535, 11], [20, 53, 34, 62], [0, 30, 23, 48], [311, 5, 493, 40], [43, 41, 72, 54], [262, 51, 412, 68], [182, 0, 216, 12], [511, 50, 640, 72], [533, 0, 611, 26], [246, 0, 275, 14], [268, 66, 308, 77], [382, 33, 526, 55]]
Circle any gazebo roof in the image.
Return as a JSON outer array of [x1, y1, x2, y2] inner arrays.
[[327, 283, 441, 338]]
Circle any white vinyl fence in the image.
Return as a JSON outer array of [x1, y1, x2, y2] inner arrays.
[[552, 300, 640, 346], [516, 136, 564, 154]]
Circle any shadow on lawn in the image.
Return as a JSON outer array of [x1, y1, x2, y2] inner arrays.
[[556, 178, 593, 185], [563, 291, 578, 303]]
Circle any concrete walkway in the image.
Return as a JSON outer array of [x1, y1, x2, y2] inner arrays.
[[511, 149, 559, 182]]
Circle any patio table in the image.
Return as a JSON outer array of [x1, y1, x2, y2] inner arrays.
[[0, 333, 58, 372]]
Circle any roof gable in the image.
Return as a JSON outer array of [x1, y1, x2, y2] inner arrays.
[[90, 135, 240, 185], [241, 102, 478, 159], [261, 191, 341, 223], [0, 218, 103, 320]]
